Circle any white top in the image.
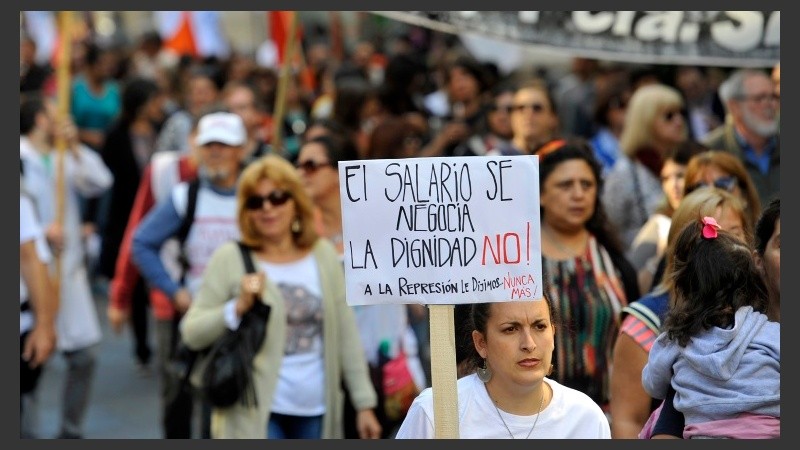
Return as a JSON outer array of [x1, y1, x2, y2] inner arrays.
[[20, 194, 52, 334], [171, 182, 240, 295], [260, 254, 327, 417], [395, 373, 610, 439], [20, 137, 112, 350]]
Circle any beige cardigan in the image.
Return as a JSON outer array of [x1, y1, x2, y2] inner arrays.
[[180, 238, 377, 438]]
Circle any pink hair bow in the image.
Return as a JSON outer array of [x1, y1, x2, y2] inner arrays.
[[701, 216, 720, 239]]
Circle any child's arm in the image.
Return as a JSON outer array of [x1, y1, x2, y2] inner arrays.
[[641, 333, 679, 400]]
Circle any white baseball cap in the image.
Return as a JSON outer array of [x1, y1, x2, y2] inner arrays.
[[195, 112, 246, 147]]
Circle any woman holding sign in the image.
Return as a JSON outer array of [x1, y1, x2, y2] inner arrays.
[[395, 297, 610, 438], [537, 140, 639, 412], [180, 155, 381, 439]]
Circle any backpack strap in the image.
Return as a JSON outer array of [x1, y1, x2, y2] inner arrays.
[[175, 179, 200, 284], [176, 178, 201, 245]]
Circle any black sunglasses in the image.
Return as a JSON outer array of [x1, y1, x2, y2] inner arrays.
[[661, 109, 684, 122], [245, 190, 292, 210], [689, 176, 738, 193], [296, 159, 333, 173], [511, 103, 546, 113]]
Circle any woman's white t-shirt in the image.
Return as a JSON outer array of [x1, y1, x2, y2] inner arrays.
[[260, 254, 326, 417], [395, 373, 611, 439]]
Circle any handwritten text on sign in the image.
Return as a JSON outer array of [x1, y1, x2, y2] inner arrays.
[[339, 156, 542, 306]]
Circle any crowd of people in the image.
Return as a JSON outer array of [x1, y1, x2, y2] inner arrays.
[[20, 14, 779, 439]]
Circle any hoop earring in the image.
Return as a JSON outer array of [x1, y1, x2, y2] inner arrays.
[[477, 358, 492, 383], [547, 364, 554, 376], [291, 218, 301, 234]]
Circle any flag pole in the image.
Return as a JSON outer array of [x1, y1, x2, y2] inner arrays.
[[53, 10, 73, 302]]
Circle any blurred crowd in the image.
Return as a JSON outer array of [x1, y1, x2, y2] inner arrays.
[[20, 11, 779, 439]]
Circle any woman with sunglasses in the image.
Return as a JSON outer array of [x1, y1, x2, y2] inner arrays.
[[295, 134, 355, 256], [505, 80, 561, 155], [180, 155, 381, 439], [453, 83, 516, 157], [683, 150, 762, 231], [602, 84, 688, 252]]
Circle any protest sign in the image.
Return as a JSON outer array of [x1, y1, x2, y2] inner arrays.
[[339, 155, 542, 306]]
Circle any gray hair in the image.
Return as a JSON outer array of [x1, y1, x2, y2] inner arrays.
[[718, 69, 770, 105]]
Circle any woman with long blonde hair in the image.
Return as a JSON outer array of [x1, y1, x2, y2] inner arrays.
[[602, 84, 688, 250]]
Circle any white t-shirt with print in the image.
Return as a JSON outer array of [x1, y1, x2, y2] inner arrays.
[[261, 253, 326, 417]]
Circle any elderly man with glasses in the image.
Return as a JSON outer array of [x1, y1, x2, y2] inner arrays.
[[703, 68, 780, 208]]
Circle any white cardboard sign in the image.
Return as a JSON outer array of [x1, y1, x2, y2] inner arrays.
[[339, 155, 542, 306]]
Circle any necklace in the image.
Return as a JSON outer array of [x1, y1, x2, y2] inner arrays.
[[489, 385, 546, 439], [542, 226, 587, 259]]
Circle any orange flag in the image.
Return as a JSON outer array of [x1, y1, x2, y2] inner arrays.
[[163, 11, 198, 58]]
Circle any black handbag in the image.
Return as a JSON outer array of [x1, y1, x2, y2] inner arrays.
[[200, 241, 271, 408]]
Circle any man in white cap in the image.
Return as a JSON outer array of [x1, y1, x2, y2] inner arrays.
[[131, 110, 246, 438]]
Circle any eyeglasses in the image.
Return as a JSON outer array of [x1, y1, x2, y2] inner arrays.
[[739, 93, 780, 104], [245, 190, 292, 210], [661, 109, 684, 122], [689, 176, 738, 193], [490, 104, 514, 114], [295, 160, 333, 174], [510, 103, 547, 114]]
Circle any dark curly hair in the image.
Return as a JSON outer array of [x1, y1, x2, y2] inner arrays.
[[538, 138, 623, 257], [664, 220, 770, 347]]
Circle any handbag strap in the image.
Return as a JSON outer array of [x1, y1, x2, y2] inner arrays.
[[236, 241, 270, 321], [237, 241, 257, 275]]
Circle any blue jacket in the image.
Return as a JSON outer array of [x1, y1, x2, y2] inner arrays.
[[642, 306, 780, 425]]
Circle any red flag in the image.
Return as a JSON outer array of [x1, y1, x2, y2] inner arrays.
[[163, 12, 198, 58], [268, 11, 301, 64]]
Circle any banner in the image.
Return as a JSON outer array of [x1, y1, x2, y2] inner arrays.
[[339, 155, 543, 306], [373, 11, 780, 67]]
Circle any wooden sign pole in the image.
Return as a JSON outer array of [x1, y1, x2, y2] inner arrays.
[[428, 304, 459, 438]]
